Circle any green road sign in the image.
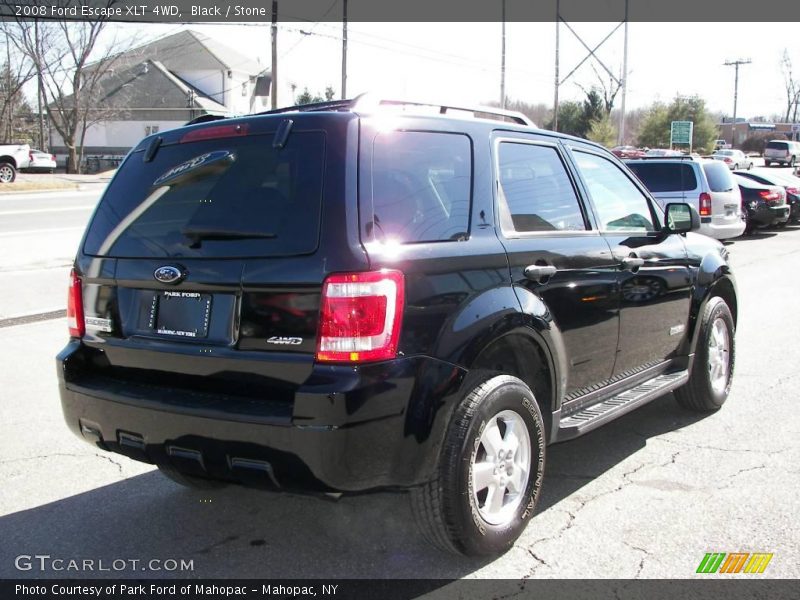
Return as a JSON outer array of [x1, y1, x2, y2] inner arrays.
[[671, 121, 693, 145]]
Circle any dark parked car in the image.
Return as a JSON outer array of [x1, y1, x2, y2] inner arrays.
[[58, 95, 738, 557], [734, 173, 790, 232], [734, 168, 800, 223]]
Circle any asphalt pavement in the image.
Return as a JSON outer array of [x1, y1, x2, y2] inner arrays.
[[0, 167, 798, 581]]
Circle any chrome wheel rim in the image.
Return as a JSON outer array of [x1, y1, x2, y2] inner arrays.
[[0, 165, 13, 182], [470, 409, 531, 526], [708, 318, 730, 394]]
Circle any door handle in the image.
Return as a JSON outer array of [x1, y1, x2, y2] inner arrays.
[[621, 256, 645, 271], [524, 264, 558, 282]]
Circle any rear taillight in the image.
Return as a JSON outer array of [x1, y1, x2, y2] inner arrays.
[[28, 151, 33, 162], [51, 154, 56, 162], [759, 189, 782, 203], [699, 192, 712, 216], [786, 187, 798, 195], [316, 270, 404, 363], [67, 269, 84, 338], [180, 123, 249, 143]]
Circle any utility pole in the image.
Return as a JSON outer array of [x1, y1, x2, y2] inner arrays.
[[553, 0, 560, 131], [341, 0, 347, 99], [500, 0, 506, 109], [271, 0, 278, 109], [617, 0, 629, 145], [5, 32, 11, 141], [35, 20, 45, 151], [724, 58, 751, 148]]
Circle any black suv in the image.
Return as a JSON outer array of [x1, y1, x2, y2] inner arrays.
[[58, 96, 738, 557]]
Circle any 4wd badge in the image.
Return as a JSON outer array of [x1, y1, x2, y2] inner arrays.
[[266, 336, 303, 346]]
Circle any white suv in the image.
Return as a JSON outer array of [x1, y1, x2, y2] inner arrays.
[[764, 140, 800, 167], [625, 157, 745, 240]]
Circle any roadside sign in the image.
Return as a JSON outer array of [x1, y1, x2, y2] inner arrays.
[[670, 121, 694, 146]]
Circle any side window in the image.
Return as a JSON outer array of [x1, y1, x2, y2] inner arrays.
[[573, 151, 656, 232], [497, 142, 586, 233], [367, 131, 471, 244]]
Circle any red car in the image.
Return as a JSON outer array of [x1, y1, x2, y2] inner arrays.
[[611, 145, 646, 158]]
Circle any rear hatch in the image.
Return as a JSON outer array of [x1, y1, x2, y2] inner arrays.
[[625, 160, 698, 208], [701, 161, 742, 223], [75, 112, 365, 393], [765, 141, 789, 160]]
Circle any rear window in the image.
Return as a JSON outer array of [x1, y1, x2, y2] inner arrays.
[[766, 141, 788, 151], [626, 162, 698, 192], [362, 131, 471, 243], [83, 131, 325, 258], [702, 161, 736, 192]]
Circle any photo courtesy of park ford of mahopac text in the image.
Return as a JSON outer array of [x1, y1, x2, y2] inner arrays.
[[1, 0, 800, 598]]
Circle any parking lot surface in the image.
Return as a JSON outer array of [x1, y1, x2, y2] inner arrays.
[[0, 222, 798, 580]]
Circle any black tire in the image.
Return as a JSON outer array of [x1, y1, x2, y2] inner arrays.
[[410, 374, 546, 556], [158, 464, 227, 490], [764, 160, 771, 167], [0, 161, 16, 183], [791, 156, 797, 168], [747, 162, 753, 170], [674, 296, 735, 412], [733, 163, 739, 170]]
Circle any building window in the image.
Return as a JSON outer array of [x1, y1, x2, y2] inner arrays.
[[145, 125, 160, 136]]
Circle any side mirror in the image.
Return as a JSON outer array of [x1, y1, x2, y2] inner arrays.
[[665, 202, 700, 234]]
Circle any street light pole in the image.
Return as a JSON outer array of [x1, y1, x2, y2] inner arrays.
[[271, 0, 278, 109], [500, 0, 506, 109], [724, 58, 751, 148], [341, 0, 347, 99]]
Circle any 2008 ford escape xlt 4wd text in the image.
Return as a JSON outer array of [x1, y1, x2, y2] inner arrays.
[[58, 95, 738, 557]]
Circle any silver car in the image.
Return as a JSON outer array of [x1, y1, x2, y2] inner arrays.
[[764, 140, 800, 167], [712, 149, 753, 170], [625, 156, 746, 240]]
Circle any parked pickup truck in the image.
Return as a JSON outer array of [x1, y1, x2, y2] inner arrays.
[[0, 143, 31, 183], [714, 139, 732, 151]]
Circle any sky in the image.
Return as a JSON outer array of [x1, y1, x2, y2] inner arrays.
[[101, 21, 800, 120]]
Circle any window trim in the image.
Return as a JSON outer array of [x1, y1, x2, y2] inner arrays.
[[568, 146, 664, 235], [492, 136, 597, 239]]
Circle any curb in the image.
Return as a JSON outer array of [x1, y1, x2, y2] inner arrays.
[[0, 308, 66, 329]]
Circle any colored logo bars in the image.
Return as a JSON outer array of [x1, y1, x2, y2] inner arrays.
[[696, 552, 773, 574]]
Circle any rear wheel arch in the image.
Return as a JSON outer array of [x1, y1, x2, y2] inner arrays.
[[469, 331, 557, 441], [0, 155, 17, 169]]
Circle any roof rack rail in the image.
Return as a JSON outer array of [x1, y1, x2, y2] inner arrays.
[[185, 114, 227, 126], [255, 93, 536, 127]]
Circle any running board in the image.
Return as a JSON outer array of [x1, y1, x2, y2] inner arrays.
[[556, 370, 689, 441]]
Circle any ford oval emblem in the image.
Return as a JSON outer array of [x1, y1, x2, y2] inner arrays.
[[154, 265, 184, 284]]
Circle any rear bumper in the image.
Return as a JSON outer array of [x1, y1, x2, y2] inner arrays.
[[749, 204, 790, 227], [698, 219, 746, 240], [57, 341, 466, 492]]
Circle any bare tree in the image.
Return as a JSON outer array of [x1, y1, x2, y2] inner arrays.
[[7, 4, 134, 173], [576, 63, 622, 117], [0, 26, 36, 142], [780, 49, 799, 123]]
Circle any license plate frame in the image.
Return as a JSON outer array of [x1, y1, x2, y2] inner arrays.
[[152, 291, 212, 339]]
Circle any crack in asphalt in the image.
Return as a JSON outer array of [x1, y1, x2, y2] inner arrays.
[[623, 542, 651, 579], [642, 435, 791, 457], [0, 452, 125, 477], [522, 452, 681, 572], [717, 464, 768, 490]]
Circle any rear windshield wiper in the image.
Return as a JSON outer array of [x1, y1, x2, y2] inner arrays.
[[182, 228, 277, 247]]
